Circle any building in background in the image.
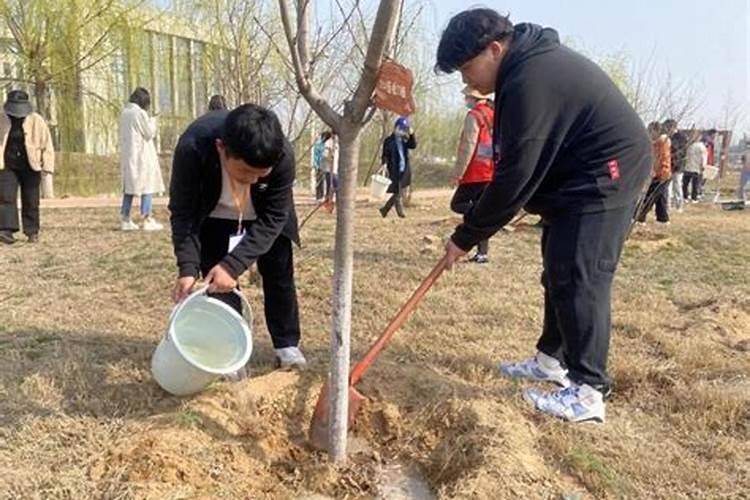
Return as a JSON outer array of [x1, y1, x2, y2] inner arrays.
[[0, 11, 231, 156]]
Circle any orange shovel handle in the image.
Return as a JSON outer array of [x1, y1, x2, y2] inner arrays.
[[349, 254, 450, 386]]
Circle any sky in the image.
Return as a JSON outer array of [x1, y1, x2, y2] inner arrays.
[[423, 0, 750, 139], [152, 0, 749, 139]]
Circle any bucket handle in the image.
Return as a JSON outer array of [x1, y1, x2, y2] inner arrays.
[[168, 286, 253, 327]]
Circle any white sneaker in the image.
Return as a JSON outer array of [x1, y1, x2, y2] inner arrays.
[[142, 217, 164, 232], [121, 219, 139, 231], [274, 346, 307, 370], [523, 383, 605, 423], [498, 351, 571, 387]]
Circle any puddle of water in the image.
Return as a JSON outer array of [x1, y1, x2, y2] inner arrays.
[[376, 462, 435, 500]]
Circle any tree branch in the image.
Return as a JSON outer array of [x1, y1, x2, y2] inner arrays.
[[349, 0, 400, 122], [278, 0, 341, 129]]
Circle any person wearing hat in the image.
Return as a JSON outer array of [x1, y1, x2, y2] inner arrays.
[[450, 86, 496, 263], [379, 117, 417, 218], [0, 90, 55, 244]]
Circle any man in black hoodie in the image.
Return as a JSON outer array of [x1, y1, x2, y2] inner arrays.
[[436, 9, 651, 423], [169, 104, 305, 369]]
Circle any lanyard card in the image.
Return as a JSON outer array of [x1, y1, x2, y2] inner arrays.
[[228, 229, 245, 253]]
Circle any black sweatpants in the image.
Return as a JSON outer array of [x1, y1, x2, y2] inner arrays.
[[451, 182, 489, 255], [199, 217, 301, 349], [636, 179, 669, 223], [682, 172, 700, 201], [535, 203, 634, 390], [0, 163, 41, 236]]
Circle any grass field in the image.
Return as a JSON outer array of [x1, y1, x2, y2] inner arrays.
[[0, 190, 748, 499]]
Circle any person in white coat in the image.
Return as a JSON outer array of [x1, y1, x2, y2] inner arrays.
[[119, 87, 165, 231]]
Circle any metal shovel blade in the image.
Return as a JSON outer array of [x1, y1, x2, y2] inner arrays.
[[308, 381, 368, 451]]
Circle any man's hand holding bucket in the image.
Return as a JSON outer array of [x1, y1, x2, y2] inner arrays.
[[205, 264, 238, 294]]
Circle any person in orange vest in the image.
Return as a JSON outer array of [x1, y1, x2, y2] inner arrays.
[[450, 86, 495, 263], [635, 121, 672, 224]]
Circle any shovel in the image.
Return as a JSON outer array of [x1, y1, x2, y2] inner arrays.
[[501, 212, 530, 232], [309, 254, 450, 450], [299, 199, 336, 232]]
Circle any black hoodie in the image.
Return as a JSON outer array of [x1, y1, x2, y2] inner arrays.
[[452, 24, 652, 251]]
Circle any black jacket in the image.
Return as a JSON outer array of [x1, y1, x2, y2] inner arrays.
[[169, 111, 299, 279], [670, 131, 688, 173], [452, 24, 652, 251], [382, 132, 416, 193]]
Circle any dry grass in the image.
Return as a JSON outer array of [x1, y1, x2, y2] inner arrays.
[[0, 190, 748, 499]]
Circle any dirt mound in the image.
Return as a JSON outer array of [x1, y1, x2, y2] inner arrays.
[[90, 371, 457, 498]]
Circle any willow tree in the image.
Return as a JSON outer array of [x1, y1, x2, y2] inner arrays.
[[0, 0, 147, 151], [277, 0, 401, 463]]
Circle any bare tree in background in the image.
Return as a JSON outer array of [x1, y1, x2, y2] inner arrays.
[[277, 0, 401, 463], [0, 0, 148, 150]]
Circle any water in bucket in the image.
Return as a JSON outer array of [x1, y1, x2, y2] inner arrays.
[[173, 298, 247, 371]]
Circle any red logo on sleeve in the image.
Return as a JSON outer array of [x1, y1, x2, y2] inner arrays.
[[608, 159, 621, 180]]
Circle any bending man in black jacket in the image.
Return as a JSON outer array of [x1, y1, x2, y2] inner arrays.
[[169, 104, 305, 369], [436, 9, 652, 423]]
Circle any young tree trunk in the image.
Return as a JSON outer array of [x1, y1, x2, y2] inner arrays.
[[34, 79, 51, 121], [328, 122, 361, 462]]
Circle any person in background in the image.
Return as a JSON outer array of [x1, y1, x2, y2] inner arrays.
[[699, 128, 717, 199], [312, 131, 331, 202], [683, 132, 708, 203], [169, 104, 306, 369], [208, 94, 228, 112], [320, 131, 339, 204], [636, 121, 671, 225], [738, 140, 750, 201], [119, 87, 165, 231], [450, 86, 495, 263], [379, 117, 417, 218], [0, 90, 55, 244], [665, 119, 687, 213]]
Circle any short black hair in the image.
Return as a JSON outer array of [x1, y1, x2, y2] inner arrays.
[[208, 94, 227, 111], [129, 87, 151, 111], [435, 9, 514, 74], [320, 130, 333, 142], [647, 121, 662, 134], [663, 119, 677, 130], [222, 104, 285, 168]]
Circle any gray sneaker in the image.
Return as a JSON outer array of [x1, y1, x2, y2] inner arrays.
[[274, 346, 307, 370], [0, 231, 15, 244], [498, 352, 571, 387], [523, 383, 605, 423]]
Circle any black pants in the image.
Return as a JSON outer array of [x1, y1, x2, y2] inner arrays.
[[636, 179, 669, 223], [535, 203, 634, 390], [381, 192, 405, 217], [451, 182, 489, 255], [199, 218, 301, 349], [315, 170, 325, 200], [683, 172, 700, 201], [0, 164, 41, 236]]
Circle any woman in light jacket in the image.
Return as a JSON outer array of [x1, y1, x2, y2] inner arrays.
[[0, 90, 55, 244], [119, 87, 165, 231]]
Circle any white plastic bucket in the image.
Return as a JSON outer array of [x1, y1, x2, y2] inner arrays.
[[704, 165, 719, 181], [370, 173, 392, 200], [151, 287, 253, 396]]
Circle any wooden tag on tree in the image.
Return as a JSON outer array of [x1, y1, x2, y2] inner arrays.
[[372, 60, 416, 116]]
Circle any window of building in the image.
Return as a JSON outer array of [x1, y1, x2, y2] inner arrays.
[[193, 42, 208, 114], [175, 37, 192, 116], [154, 33, 173, 114]]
